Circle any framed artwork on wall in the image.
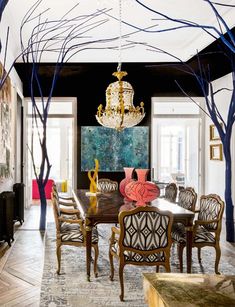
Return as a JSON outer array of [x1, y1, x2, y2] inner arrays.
[[209, 124, 222, 141], [0, 62, 13, 178], [81, 126, 149, 172], [210, 144, 223, 161]]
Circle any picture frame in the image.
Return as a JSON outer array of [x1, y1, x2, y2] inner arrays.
[[210, 144, 223, 161], [209, 124, 221, 141]]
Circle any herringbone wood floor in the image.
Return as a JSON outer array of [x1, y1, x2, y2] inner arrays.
[[0, 203, 53, 307], [0, 203, 235, 307]]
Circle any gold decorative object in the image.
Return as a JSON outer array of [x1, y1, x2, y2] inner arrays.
[[95, 0, 145, 131], [88, 159, 99, 193]]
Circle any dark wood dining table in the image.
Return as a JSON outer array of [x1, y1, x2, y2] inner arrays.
[[72, 189, 195, 281]]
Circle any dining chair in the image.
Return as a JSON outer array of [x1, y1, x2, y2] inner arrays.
[[51, 194, 99, 276], [171, 187, 197, 271], [109, 206, 173, 301], [52, 183, 77, 208], [174, 194, 224, 274], [164, 183, 177, 202], [177, 187, 197, 211], [97, 178, 118, 193]]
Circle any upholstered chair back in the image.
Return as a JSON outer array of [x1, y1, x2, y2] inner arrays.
[[97, 178, 118, 193], [198, 194, 224, 233], [118, 206, 173, 257], [178, 187, 197, 212], [164, 183, 177, 202]]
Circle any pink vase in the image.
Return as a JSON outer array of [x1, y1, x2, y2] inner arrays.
[[125, 169, 160, 206], [119, 167, 135, 201]]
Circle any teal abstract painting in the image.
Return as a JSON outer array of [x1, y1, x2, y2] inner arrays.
[[81, 126, 149, 172]]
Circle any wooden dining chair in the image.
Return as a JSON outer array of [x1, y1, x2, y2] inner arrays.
[[51, 193, 99, 276], [171, 187, 197, 271], [174, 194, 224, 274], [52, 183, 77, 208], [177, 187, 197, 211], [164, 183, 177, 202], [109, 206, 173, 301]]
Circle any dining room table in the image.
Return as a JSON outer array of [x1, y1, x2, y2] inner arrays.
[[72, 189, 195, 281]]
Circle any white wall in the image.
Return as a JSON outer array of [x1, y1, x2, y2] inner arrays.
[[0, 4, 23, 93], [0, 6, 24, 192], [205, 73, 234, 212]]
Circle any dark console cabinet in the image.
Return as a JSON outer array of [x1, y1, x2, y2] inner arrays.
[[0, 191, 15, 246], [13, 183, 24, 224]]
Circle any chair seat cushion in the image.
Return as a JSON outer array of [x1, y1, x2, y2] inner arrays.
[[171, 224, 215, 244], [194, 226, 215, 243], [60, 222, 84, 242], [61, 214, 78, 220], [171, 223, 186, 243], [60, 222, 99, 244], [111, 242, 165, 263]]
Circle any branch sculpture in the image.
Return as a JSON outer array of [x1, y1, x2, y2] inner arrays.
[[133, 0, 235, 242], [0, 0, 143, 230], [19, 1, 118, 230]]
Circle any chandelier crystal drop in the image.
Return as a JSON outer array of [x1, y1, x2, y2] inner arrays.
[[95, 0, 145, 131]]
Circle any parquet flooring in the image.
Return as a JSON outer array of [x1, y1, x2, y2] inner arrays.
[[0, 202, 235, 307], [0, 203, 53, 307]]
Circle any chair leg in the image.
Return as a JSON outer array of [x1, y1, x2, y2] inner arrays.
[[156, 265, 159, 273], [119, 262, 125, 302], [165, 260, 171, 273], [178, 243, 184, 273], [197, 247, 201, 263], [109, 251, 114, 281], [93, 244, 99, 278], [215, 245, 221, 274], [56, 243, 61, 274]]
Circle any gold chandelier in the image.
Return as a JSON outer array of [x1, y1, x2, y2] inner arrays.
[[95, 0, 145, 131]]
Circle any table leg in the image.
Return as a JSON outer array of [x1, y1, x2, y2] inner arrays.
[[85, 224, 92, 281], [186, 225, 193, 273]]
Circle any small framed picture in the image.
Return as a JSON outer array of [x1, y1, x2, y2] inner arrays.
[[210, 144, 223, 161], [209, 124, 221, 141]]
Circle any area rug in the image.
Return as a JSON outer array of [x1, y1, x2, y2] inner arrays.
[[40, 223, 235, 307]]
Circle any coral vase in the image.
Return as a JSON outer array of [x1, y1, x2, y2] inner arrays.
[[125, 169, 160, 206], [119, 167, 135, 201]]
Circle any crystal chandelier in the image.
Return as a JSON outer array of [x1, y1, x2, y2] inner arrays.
[[95, 0, 145, 131]]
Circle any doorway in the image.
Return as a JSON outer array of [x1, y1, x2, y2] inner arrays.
[[26, 97, 77, 204], [151, 97, 204, 195], [152, 118, 200, 191]]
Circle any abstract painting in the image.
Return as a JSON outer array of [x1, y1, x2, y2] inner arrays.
[[81, 126, 149, 172]]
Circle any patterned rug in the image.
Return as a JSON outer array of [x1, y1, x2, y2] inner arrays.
[[40, 223, 235, 307]]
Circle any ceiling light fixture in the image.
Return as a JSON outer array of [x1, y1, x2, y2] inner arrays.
[[96, 0, 145, 131]]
